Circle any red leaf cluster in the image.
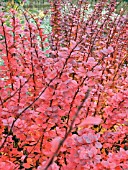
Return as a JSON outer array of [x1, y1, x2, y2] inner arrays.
[[0, 0, 127, 169]]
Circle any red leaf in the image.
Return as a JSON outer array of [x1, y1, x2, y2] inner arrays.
[[79, 116, 102, 127], [51, 137, 62, 152], [101, 46, 114, 55]]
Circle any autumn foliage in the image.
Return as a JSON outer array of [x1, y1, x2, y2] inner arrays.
[[0, 0, 128, 169]]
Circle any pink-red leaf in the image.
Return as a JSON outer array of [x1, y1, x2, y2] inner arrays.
[[79, 116, 102, 127]]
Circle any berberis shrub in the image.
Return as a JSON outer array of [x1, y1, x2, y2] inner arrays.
[[0, 0, 127, 169]]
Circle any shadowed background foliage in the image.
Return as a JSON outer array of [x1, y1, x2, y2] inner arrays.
[[0, 0, 128, 11]]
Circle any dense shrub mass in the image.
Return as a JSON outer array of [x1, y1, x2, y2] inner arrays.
[[0, 0, 127, 169]]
